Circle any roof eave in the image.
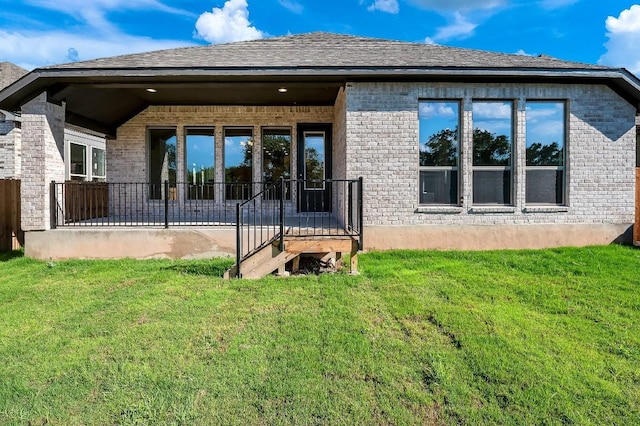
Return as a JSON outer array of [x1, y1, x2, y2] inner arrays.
[[2, 66, 639, 115]]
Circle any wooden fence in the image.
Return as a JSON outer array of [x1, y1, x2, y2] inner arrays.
[[0, 179, 23, 251], [63, 181, 109, 223]]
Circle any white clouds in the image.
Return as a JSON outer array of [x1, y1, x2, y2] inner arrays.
[[0, 0, 195, 69], [515, 49, 535, 56], [0, 30, 190, 70], [605, 4, 640, 33], [24, 0, 194, 33], [367, 0, 400, 14], [473, 101, 512, 120], [419, 102, 455, 119], [418, 0, 506, 43], [429, 12, 478, 42], [599, 5, 640, 74], [195, 0, 264, 44], [278, 0, 304, 14]]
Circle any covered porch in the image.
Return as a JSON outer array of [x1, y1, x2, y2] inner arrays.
[[0, 55, 360, 274]]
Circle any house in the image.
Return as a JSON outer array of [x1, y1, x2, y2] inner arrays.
[[0, 62, 106, 182], [0, 32, 638, 272]]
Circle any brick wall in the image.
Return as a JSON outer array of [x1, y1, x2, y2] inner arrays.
[[0, 120, 20, 179], [20, 93, 65, 231], [110, 105, 334, 184], [344, 82, 636, 226]]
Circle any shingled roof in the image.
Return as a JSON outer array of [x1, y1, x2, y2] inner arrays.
[[0, 32, 638, 137], [48, 32, 604, 71]]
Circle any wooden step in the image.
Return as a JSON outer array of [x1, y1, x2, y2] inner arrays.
[[224, 236, 360, 279]]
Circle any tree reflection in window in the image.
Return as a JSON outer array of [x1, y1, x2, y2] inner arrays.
[[420, 127, 458, 166], [472, 128, 511, 166], [304, 133, 325, 189], [418, 101, 460, 205]]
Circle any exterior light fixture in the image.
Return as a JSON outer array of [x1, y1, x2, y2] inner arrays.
[[146, 88, 157, 93], [277, 87, 288, 93]]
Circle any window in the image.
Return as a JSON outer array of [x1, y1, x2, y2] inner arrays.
[[185, 128, 215, 200], [224, 128, 253, 199], [91, 147, 105, 181], [472, 101, 513, 204], [70, 143, 87, 181], [303, 132, 325, 190], [525, 102, 566, 204], [262, 128, 291, 199], [148, 128, 177, 200], [418, 101, 460, 204]]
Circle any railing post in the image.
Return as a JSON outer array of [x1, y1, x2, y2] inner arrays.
[[358, 176, 363, 250], [236, 202, 241, 278], [164, 180, 169, 229], [50, 181, 58, 229], [279, 177, 285, 251]]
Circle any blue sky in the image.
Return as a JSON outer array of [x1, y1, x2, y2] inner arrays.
[[1, 0, 640, 73]]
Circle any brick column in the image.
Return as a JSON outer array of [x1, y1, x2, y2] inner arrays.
[[20, 92, 65, 231]]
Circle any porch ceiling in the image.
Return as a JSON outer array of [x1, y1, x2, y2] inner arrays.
[[7, 76, 344, 138]]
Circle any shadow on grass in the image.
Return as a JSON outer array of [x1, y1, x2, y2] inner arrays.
[[0, 250, 24, 262], [163, 260, 234, 278]]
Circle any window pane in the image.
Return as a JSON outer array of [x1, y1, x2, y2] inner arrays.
[[148, 128, 177, 200], [526, 102, 564, 166], [92, 148, 105, 177], [526, 169, 563, 204], [420, 170, 458, 204], [473, 101, 513, 166], [186, 128, 215, 200], [304, 132, 325, 190], [70, 143, 86, 176], [263, 129, 291, 182], [473, 170, 511, 204], [225, 128, 252, 199], [419, 102, 459, 167]]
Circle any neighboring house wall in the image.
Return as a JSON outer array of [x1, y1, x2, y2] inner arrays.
[[0, 62, 28, 91], [65, 126, 107, 181], [0, 113, 20, 179], [344, 82, 636, 228]]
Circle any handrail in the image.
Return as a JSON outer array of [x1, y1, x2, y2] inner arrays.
[[236, 177, 285, 278]]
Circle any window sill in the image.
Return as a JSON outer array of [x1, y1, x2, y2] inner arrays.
[[523, 206, 569, 213], [469, 206, 517, 214], [415, 206, 463, 214]]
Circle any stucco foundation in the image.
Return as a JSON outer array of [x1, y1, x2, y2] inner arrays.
[[364, 224, 633, 251], [25, 228, 236, 260], [25, 223, 633, 261]]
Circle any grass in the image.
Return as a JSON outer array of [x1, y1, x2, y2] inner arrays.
[[0, 246, 639, 425]]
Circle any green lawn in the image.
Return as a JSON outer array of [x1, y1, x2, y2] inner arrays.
[[0, 246, 639, 425]]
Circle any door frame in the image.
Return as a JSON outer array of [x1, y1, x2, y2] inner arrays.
[[297, 123, 332, 212]]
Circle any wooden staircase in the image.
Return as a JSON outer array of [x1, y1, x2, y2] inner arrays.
[[224, 236, 359, 279], [224, 177, 363, 279]]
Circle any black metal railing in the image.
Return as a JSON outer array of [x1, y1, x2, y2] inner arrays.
[[51, 181, 274, 227], [235, 177, 363, 278], [235, 178, 286, 278], [51, 177, 364, 279]]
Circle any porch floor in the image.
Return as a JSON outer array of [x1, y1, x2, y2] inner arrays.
[[60, 213, 353, 236]]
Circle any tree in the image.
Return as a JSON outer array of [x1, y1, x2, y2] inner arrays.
[[420, 128, 458, 166], [262, 134, 291, 181], [526, 142, 562, 166], [473, 128, 510, 166]]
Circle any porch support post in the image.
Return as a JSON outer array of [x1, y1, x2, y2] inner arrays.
[[20, 92, 65, 231]]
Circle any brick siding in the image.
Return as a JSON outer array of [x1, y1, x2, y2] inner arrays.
[[344, 82, 636, 226]]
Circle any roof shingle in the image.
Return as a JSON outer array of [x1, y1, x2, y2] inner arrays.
[[46, 32, 608, 71]]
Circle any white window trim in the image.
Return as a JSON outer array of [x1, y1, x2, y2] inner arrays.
[[91, 146, 106, 180], [69, 142, 88, 181]]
